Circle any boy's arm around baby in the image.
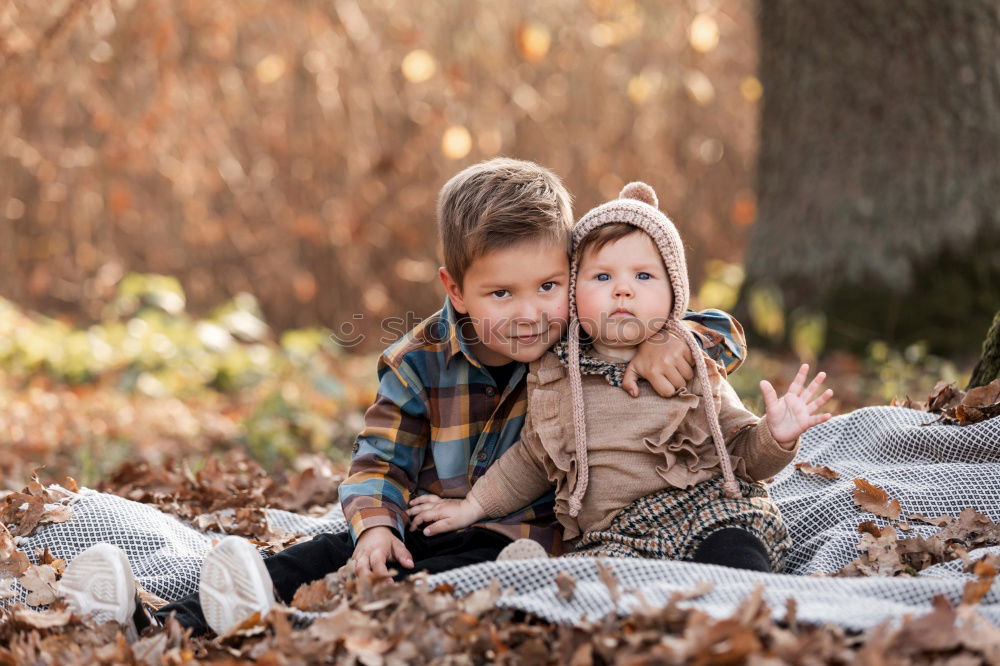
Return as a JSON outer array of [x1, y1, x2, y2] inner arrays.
[[623, 308, 748, 398]]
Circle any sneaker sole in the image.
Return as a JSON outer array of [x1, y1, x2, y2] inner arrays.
[[61, 543, 137, 626], [496, 538, 548, 561], [199, 536, 275, 635]]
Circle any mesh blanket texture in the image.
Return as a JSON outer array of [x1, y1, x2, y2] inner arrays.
[[5, 406, 1000, 631]]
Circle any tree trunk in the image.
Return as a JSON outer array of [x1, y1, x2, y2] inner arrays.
[[744, 0, 1000, 355], [968, 310, 1000, 389]]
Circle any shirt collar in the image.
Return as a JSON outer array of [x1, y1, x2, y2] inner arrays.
[[440, 297, 484, 370]]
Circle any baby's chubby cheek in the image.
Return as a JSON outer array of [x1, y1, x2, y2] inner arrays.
[[574, 289, 602, 333]]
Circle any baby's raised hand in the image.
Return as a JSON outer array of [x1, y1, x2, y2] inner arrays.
[[760, 364, 834, 445], [407, 494, 486, 536]]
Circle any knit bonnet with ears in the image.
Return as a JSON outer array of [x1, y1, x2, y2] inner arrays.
[[565, 182, 741, 517]]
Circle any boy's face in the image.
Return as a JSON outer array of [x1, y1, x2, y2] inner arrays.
[[440, 240, 569, 366], [575, 231, 673, 351]]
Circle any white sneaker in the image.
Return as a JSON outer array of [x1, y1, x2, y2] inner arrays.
[[496, 538, 548, 561], [61, 543, 140, 641], [198, 536, 276, 635]]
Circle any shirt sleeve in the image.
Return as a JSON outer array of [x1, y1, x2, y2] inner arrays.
[[338, 356, 430, 543], [680, 308, 747, 374]]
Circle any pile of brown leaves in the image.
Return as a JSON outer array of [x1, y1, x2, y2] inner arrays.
[[0, 472, 74, 609], [892, 377, 1000, 426], [96, 452, 344, 552], [3, 563, 1000, 665], [789, 464, 1000, 580], [840, 499, 1000, 581]]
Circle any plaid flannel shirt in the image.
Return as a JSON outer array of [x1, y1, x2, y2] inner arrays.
[[339, 298, 746, 554]]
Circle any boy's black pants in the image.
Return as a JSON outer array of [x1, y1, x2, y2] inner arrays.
[[154, 527, 512, 635]]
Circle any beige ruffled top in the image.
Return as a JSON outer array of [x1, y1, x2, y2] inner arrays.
[[469, 350, 798, 542]]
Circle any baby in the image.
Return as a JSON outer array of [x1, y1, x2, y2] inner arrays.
[[408, 183, 832, 570]]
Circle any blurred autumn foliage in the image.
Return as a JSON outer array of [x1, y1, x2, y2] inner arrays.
[[1, 0, 760, 349]]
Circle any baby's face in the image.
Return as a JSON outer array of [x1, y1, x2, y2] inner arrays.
[[575, 231, 673, 351]]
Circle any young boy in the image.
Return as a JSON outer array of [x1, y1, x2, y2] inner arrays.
[[61, 159, 747, 636]]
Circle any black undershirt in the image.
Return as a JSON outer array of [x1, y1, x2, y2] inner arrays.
[[484, 360, 519, 392]]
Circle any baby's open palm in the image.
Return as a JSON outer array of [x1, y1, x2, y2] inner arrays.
[[761, 364, 834, 444]]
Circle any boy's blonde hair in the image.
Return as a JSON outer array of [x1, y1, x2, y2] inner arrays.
[[437, 158, 573, 289]]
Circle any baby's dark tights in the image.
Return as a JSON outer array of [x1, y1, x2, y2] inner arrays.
[[691, 527, 772, 572]]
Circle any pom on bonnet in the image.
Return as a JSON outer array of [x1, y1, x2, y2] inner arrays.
[[565, 182, 741, 517]]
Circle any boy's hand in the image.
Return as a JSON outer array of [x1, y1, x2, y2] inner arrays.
[[761, 364, 834, 445], [351, 526, 414, 580], [624, 329, 694, 398], [407, 494, 486, 536]]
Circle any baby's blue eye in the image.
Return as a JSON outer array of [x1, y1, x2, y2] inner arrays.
[[636, 272, 652, 280], [596, 273, 610, 281]]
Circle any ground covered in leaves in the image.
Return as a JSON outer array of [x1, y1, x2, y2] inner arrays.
[[2, 287, 998, 663], [4, 389, 1000, 664]]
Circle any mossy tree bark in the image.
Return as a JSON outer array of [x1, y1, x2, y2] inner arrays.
[[968, 310, 1000, 389], [743, 0, 1000, 355]]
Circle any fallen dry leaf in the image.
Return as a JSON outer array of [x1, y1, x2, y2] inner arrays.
[[794, 461, 841, 480], [0, 492, 45, 537], [673, 580, 714, 602], [291, 577, 335, 612], [964, 378, 1000, 408], [596, 561, 620, 607], [39, 503, 72, 525], [10, 605, 73, 629], [927, 381, 963, 413], [938, 507, 1000, 547], [0, 577, 15, 600], [852, 478, 902, 520], [555, 571, 576, 602], [35, 546, 67, 576], [956, 402, 1000, 425], [857, 521, 882, 537], [461, 579, 502, 618], [962, 558, 996, 606], [19, 564, 58, 607], [893, 595, 961, 654], [916, 378, 1000, 426], [839, 526, 903, 576], [0, 524, 30, 578], [908, 513, 954, 527]]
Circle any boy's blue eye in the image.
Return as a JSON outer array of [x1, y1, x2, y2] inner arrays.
[[636, 272, 652, 280], [596, 273, 610, 281]]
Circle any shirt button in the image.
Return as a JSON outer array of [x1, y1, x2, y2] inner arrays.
[[477, 451, 488, 462], [485, 386, 496, 397]]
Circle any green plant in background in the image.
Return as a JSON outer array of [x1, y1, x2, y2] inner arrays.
[[790, 309, 827, 364], [0, 273, 377, 482], [864, 340, 961, 404], [748, 281, 785, 342], [110, 273, 187, 318], [697, 260, 744, 312]]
